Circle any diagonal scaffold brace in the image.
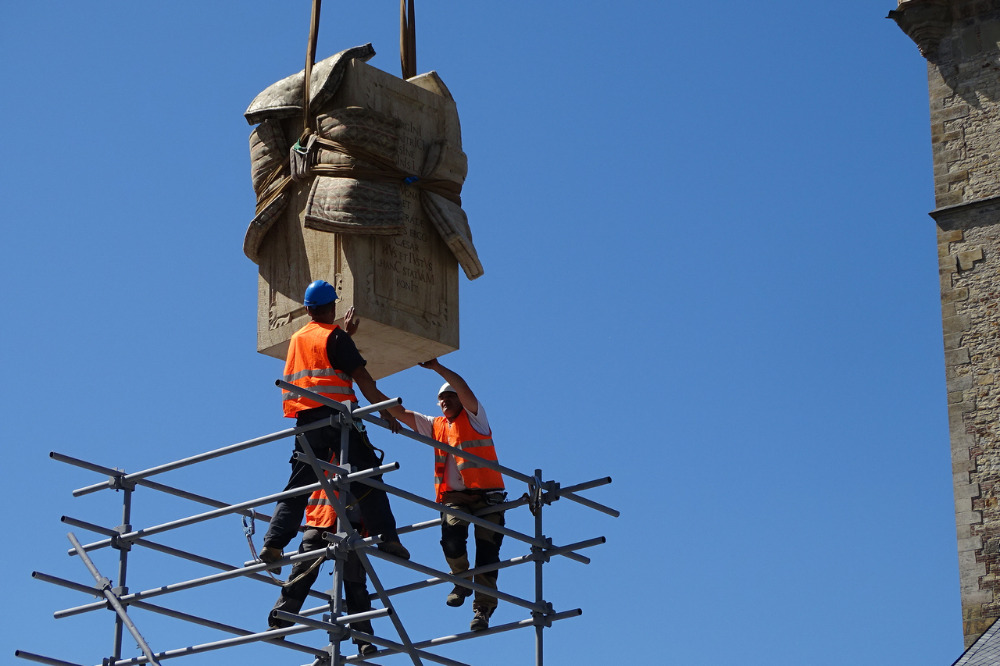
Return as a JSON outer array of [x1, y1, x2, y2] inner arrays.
[[64, 532, 161, 666]]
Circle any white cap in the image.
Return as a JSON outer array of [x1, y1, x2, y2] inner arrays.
[[438, 382, 456, 398]]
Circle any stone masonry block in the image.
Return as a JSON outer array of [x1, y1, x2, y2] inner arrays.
[[938, 227, 964, 243], [944, 332, 965, 350], [939, 191, 966, 206], [943, 314, 972, 335], [934, 104, 972, 123], [945, 169, 971, 184], [956, 496, 975, 514], [950, 389, 968, 404], [948, 373, 974, 392], [945, 348, 972, 366], [956, 510, 983, 527], [963, 589, 994, 607], [941, 254, 959, 274], [956, 482, 982, 499], [960, 549, 987, 573], [943, 287, 971, 304], [958, 247, 985, 270], [949, 402, 976, 428], [959, 535, 985, 552]]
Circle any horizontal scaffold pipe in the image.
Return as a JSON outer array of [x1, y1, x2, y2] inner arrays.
[[277, 380, 534, 484], [271, 607, 390, 631], [51, 453, 274, 522], [359, 609, 583, 661], [55, 536, 342, 619], [67, 418, 331, 497], [362, 411, 537, 485], [67, 463, 398, 557], [31, 572, 319, 656], [323, 623, 473, 666], [360, 537, 548, 614], [14, 650, 86, 666], [60, 516, 327, 599], [98, 624, 321, 666], [294, 535, 604, 614], [545, 476, 620, 518], [300, 454, 546, 548], [308, 456, 591, 564]]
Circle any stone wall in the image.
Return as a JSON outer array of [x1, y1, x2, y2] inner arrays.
[[894, 0, 1000, 647]]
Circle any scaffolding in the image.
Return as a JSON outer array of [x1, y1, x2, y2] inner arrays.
[[15, 382, 617, 666]]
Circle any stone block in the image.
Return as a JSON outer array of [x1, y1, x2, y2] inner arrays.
[[943, 313, 971, 335], [938, 190, 966, 206], [938, 227, 963, 243], [959, 535, 985, 552], [957, 482, 983, 499], [960, 548, 986, 572], [947, 373, 974, 393], [934, 103, 971, 123], [946, 348, 972, 366], [940, 254, 959, 274], [943, 287, 970, 303], [958, 247, 985, 270], [250, 59, 473, 379], [956, 510, 983, 528], [944, 332, 965, 350]]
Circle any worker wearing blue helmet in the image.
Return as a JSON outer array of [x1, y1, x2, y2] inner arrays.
[[260, 280, 409, 583]]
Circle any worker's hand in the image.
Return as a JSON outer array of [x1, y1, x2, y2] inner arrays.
[[380, 410, 401, 434], [343, 306, 359, 336], [418, 358, 441, 370]]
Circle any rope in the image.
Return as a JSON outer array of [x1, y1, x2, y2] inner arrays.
[[243, 514, 326, 588], [302, 0, 323, 141], [400, 0, 417, 80]]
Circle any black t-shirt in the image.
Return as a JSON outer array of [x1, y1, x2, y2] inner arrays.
[[326, 326, 366, 376]]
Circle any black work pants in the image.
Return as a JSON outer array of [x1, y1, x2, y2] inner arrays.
[[264, 408, 397, 550], [269, 526, 373, 643]]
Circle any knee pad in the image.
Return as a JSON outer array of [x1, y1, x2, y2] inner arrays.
[[440, 537, 467, 560]]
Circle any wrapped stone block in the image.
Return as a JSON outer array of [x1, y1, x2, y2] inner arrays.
[[244, 45, 482, 379]]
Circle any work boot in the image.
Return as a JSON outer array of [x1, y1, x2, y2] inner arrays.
[[446, 584, 473, 607], [470, 606, 492, 632], [357, 641, 377, 657], [259, 546, 283, 574], [377, 539, 410, 560]]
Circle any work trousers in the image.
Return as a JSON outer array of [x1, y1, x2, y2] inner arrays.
[[269, 527, 373, 644], [440, 490, 505, 612], [264, 408, 397, 550]]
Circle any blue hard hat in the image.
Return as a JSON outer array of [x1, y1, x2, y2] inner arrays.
[[303, 280, 338, 307]]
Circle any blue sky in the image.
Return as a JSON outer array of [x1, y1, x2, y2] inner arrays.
[[0, 2, 958, 664]]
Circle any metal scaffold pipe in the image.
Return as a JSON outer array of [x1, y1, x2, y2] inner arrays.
[[20, 378, 618, 666]]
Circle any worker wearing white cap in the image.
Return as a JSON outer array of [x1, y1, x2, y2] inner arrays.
[[391, 358, 506, 632]]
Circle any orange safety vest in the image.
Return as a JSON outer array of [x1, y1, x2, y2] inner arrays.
[[282, 322, 357, 417], [432, 410, 504, 503], [305, 486, 339, 529]]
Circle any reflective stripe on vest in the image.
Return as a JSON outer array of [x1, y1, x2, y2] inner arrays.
[[305, 452, 339, 528], [282, 321, 357, 417], [432, 411, 504, 503], [305, 489, 338, 528]]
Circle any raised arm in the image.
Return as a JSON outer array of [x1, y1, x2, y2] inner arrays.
[[350, 365, 401, 433], [419, 358, 479, 414]]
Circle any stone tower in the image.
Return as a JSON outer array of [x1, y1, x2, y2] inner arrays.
[[892, 0, 1000, 647]]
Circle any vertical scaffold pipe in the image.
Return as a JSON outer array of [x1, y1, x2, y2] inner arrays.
[[534, 469, 544, 666], [111, 483, 133, 662]]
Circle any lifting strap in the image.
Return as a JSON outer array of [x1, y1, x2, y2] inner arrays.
[[400, 0, 417, 80]]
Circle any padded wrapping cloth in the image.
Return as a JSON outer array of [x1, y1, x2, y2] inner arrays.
[[243, 45, 483, 280]]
